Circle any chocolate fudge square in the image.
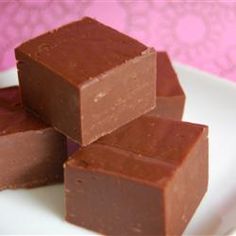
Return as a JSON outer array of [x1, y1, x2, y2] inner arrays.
[[0, 86, 67, 190], [147, 51, 185, 120], [66, 51, 186, 156], [15, 17, 156, 146], [65, 116, 208, 236]]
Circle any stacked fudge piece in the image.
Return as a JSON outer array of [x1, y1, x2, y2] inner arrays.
[[0, 17, 208, 235], [0, 86, 67, 189], [147, 51, 185, 120], [65, 117, 208, 235]]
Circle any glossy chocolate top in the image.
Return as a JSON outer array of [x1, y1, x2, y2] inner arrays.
[[0, 86, 47, 136], [156, 52, 185, 97], [67, 117, 207, 186], [67, 143, 174, 188], [98, 116, 207, 166], [16, 17, 147, 85]]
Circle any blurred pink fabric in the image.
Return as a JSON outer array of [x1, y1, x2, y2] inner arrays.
[[0, 0, 236, 82]]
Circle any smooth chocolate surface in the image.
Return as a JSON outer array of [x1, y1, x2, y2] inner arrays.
[[15, 17, 156, 146], [65, 116, 208, 236], [0, 86, 67, 190], [147, 51, 185, 120]]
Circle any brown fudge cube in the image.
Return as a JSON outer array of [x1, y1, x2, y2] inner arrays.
[[0, 86, 67, 190], [147, 51, 185, 120], [65, 116, 208, 235], [15, 17, 156, 146], [66, 51, 186, 157]]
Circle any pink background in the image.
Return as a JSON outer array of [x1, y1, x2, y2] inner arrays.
[[0, 1, 236, 82]]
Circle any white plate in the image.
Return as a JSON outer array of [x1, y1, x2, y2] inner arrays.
[[0, 64, 236, 235]]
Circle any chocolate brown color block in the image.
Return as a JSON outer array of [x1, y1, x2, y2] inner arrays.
[[0, 86, 67, 190], [66, 51, 186, 155], [15, 17, 156, 146], [65, 117, 208, 236], [147, 51, 185, 120]]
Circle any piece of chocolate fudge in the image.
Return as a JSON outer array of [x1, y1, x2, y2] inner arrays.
[[147, 52, 185, 120], [0, 86, 67, 190], [65, 116, 208, 236], [65, 51, 186, 156], [15, 17, 156, 146]]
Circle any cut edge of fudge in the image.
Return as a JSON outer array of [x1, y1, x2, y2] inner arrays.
[[165, 128, 208, 235], [0, 128, 67, 191], [79, 48, 156, 145]]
